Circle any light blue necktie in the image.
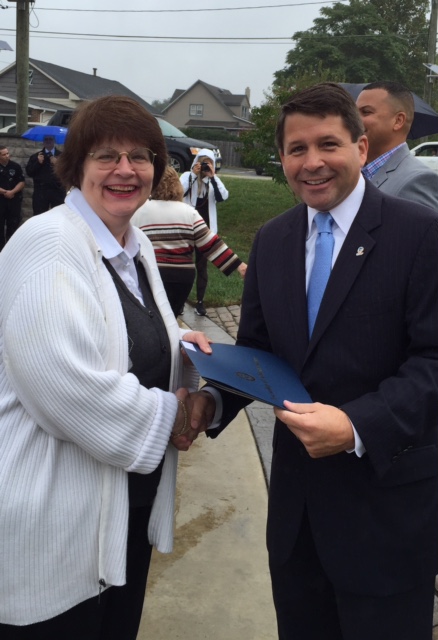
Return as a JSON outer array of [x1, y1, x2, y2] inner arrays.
[[307, 212, 334, 336]]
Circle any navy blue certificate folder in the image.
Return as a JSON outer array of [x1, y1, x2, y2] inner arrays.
[[181, 341, 312, 408]]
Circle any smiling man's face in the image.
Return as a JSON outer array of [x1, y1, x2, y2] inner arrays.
[[279, 112, 368, 211]]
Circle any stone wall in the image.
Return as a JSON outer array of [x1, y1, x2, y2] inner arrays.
[[0, 134, 245, 228]]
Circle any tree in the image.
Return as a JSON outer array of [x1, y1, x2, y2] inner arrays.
[[239, 69, 335, 185], [274, 0, 429, 95], [241, 0, 429, 184], [150, 97, 172, 113]]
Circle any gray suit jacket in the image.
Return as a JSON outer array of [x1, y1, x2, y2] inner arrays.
[[369, 143, 438, 210]]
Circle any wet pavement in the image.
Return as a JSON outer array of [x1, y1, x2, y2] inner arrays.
[[138, 303, 277, 639]]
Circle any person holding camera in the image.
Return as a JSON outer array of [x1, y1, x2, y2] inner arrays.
[[25, 134, 66, 215], [180, 149, 228, 316]]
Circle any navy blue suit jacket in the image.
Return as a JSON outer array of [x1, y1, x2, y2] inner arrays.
[[212, 181, 438, 596]]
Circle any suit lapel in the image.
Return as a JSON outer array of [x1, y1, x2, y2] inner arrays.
[[280, 205, 309, 371], [371, 144, 409, 189], [305, 184, 382, 361]]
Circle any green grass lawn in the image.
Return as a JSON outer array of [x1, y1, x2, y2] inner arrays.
[[187, 176, 297, 307]]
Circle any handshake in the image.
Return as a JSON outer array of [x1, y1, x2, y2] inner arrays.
[[170, 387, 216, 452]]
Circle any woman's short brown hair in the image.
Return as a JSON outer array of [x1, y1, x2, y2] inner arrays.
[[55, 95, 167, 191], [151, 166, 184, 202]]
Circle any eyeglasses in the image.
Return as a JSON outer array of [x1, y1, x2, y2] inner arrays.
[[88, 147, 156, 168]]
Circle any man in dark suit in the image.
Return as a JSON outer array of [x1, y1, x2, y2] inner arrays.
[[25, 134, 66, 214], [356, 80, 438, 209], [189, 83, 438, 639]]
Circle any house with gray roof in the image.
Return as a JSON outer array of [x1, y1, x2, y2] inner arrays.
[[0, 58, 157, 127], [161, 79, 253, 133]]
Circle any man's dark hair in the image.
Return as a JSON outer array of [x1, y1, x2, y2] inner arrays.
[[362, 81, 414, 125], [0, 146, 7, 152], [275, 82, 364, 152]]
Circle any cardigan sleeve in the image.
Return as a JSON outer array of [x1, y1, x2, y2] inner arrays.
[[3, 258, 177, 475]]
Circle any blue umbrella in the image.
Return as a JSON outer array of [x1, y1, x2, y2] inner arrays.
[[22, 125, 68, 144]]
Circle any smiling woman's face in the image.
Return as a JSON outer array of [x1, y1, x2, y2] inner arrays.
[[80, 139, 154, 242]]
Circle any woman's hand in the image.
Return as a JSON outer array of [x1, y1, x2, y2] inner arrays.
[[170, 388, 198, 451], [192, 162, 202, 175], [182, 331, 212, 354], [237, 263, 247, 278], [170, 388, 216, 451]]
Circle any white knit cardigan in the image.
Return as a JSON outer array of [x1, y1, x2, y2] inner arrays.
[[0, 204, 198, 625]]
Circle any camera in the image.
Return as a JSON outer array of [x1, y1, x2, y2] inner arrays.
[[200, 161, 211, 172]]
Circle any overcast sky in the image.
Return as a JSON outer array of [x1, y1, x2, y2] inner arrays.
[[0, 1, 339, 108]]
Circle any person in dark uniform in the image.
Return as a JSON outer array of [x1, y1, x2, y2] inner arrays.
[[25, 134, 66, 214], [0, 145, 25, 249]]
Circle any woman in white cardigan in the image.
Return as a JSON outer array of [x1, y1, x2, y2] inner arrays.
[[0, 96, 213, 639]]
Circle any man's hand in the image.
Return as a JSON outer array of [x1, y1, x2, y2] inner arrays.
[[37, 152, 45, 164], [170, 388, 216, 451], [170, 388, 198, 451], [274, 401, 354, 458], [3, 190, 15, 200], [185, 389, 216, 433]]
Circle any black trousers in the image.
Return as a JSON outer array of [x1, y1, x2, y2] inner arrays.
[[194, 247, 208, 301], [32, 185, 65, 215], [0, 196, 22, 250], [160, 268, 196, 317], [270, 510, 435, 640], [0, 505, 153, 640]]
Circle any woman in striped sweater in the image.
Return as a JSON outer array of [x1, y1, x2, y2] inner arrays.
[[132, 166, 246, 317]]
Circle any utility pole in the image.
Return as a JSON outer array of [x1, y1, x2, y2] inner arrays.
[[12, 0, 32, 134], [425, 0, 438, 105]]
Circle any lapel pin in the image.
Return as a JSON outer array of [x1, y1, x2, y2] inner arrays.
[[356, 246, 365, 257]]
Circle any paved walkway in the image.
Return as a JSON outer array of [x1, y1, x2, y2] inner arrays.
[[138, 303, 277, 639], [203, 304, 241, 341]]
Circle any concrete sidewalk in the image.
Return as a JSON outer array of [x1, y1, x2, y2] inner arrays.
[[138, 306, 277, 639]]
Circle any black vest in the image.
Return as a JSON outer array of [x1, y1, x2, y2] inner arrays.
[[103, 257, 171, 507]]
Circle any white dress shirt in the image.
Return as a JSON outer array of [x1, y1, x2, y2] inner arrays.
[[305, 175, 366, 289], [66, 188, 144, 304], [305, 176, 366, 457]]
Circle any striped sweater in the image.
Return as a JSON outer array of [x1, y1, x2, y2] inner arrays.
[[132, 199, 242, 276]]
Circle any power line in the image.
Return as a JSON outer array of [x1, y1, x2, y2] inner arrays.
[[0, 27, 418, 44], [0, 28, 294, 41], [26, 35, 295, 45], [33, 2, 346, 13]]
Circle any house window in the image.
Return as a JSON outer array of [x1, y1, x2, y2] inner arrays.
[[242, 106, 249, 119], [189, 104, 203, 117]]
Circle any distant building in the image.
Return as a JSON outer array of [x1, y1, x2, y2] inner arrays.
[[161, 79, 253, 133], [0, 58, 158, 128]]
